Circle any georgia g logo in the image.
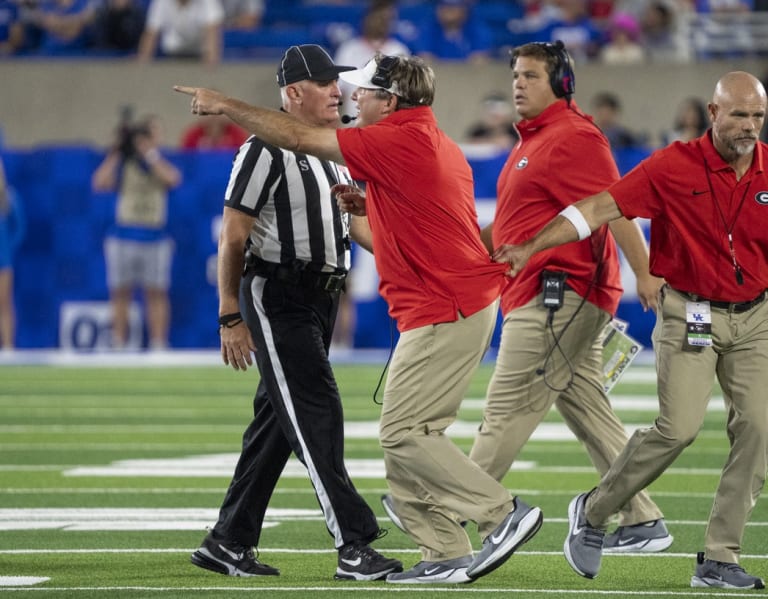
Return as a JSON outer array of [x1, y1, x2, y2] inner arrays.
[[755, 191, 768, 205], [516, 157, 528, 170]]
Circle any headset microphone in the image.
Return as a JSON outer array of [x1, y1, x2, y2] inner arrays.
[[341, 114, 357, 124]]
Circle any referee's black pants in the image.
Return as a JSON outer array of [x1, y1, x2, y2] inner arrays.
[[213, 270, 379, 549]]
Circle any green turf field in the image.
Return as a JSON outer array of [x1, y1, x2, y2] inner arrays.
[[1, 361, 765, 598]]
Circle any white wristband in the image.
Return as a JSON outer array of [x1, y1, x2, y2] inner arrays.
[[559, 204, 591, 240]]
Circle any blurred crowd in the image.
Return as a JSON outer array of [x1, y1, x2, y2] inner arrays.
[[0, 0, 766, 64]]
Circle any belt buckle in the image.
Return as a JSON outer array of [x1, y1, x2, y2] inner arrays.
[[323, 273, 345, 291]]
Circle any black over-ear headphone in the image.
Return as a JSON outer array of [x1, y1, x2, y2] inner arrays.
[[371, 55, 398, 90], [511, 40, 575, 99]]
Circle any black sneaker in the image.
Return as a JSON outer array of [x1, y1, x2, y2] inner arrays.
[[335, 541, 403, 581], [691, 552, 765, 589], [191, 530, 279, 577]]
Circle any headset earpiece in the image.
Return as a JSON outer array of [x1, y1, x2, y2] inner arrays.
[[371, 56, 398, 90], [548, 40, 575, 99]]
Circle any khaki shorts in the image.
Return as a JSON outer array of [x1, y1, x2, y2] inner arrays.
[[104, 236, 174, 290]]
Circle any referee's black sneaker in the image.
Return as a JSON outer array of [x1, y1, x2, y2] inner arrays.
[[335, 541, 403, 581], [191, 530, 279, 577]]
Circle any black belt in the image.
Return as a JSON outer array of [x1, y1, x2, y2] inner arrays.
[[244, 253, 347, 292], [679, 289, 767, 313]]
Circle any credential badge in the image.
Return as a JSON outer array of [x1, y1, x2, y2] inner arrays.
[[516, 157, 528, 170], [755, 191, 768, 205]]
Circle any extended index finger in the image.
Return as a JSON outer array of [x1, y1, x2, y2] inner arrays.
[[173, 85, 197, 96]]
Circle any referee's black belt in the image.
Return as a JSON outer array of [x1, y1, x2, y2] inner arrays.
[[244, 253, 347, 292], [677, 289, 767, 313]]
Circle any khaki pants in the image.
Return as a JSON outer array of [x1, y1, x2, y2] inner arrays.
[[380, 300, 513, 561], [587, 286, 768, 563], [470, 290, 662, 527]]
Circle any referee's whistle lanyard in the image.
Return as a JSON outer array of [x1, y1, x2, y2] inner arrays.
[[702, 153, 750, 286]]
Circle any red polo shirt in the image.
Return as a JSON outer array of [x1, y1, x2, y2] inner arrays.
[[494, 100, 623, 317], [337, 107, 506, 331], [611, 132, 768, 302]]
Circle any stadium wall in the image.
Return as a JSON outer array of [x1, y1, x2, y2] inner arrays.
[[1, 58, 764, 148]]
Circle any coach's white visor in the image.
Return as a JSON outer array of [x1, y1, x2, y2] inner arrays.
[[339, 58, 402, 97]]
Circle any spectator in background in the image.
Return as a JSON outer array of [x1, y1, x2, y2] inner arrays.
[[92, 112, 182, 350], [536, 0, 603, 62], [23, 0, 95, 55], [640, 0, 682, 62], [412, 0, 492, 64], [137, 0, 223, 65], [221, 0, 262, 30], [180, 114, 248, 150], [464, 91, 518, 149], [591, 91, 649, 149], [0, 156, 25, 350], [0, 0, 25, 55], [334, 0, 410, 123], [660, 96, 708, 145], [600, 11, 645, 64], [90, 0, 145, 53]]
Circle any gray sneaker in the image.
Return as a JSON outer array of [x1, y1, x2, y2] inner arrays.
[[380, 494, 406, 534], [386, 555, 472, 584], [603, 519, 673, 553], [563, 492, 605, 579], [691, 552, 765, 589], [466, 497, 543, 580]]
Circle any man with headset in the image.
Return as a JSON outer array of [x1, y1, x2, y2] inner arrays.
[[495, 70, 768, 590], [176, 53, 544, 585], [469, 41, 673, 552]]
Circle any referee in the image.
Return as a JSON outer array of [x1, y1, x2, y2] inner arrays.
[[190, 45, 401, 582]]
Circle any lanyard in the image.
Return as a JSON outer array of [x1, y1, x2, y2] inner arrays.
[[703, 163, 750, 286]]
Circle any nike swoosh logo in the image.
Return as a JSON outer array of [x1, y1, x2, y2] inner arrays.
[[490, 516, 515, 544], [341, 557, 362, 567], [617, 538, 636, 546], [692, 190, 707, 195], [218, 544, 243, 561], [423, 566, 443, 576]]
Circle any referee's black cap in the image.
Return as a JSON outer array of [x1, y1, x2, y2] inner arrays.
[[276, 45, 355, 87]]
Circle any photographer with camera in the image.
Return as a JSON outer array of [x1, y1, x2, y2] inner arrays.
[[92, 110, 181, 350]]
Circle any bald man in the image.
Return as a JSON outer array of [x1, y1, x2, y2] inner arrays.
[[495, 71, 768, 589]]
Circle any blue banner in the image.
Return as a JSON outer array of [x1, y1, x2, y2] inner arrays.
[[2, 146, 654, 350]]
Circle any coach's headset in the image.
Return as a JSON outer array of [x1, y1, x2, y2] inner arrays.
[[371, 55, 399, 90], [511, 40, 575, 101]]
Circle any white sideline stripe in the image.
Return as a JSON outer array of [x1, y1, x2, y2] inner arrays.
[[3, 548, 768, 558], [0, 577, 49, 586], [0, 461, 731, 476], [0, 348, 658, 368], [0, 487, 741, 500], [461, 396, 725, 412], [1, 509, 766, 532], [0, 582, 763, 598], [0, 585, 748, 596], [0, 508, 312, 531]]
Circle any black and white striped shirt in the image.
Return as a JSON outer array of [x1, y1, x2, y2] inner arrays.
[[224, 137, 352, 272]]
